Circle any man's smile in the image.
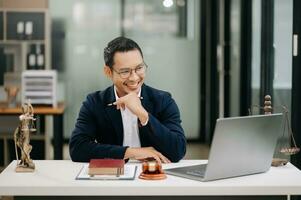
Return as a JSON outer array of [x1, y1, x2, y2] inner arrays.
[[124, 81, 141, 89]]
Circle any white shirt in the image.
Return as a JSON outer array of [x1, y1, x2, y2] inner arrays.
[[114, 87, 141, 148]]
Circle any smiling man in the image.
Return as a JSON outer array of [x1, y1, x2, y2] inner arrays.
[[69, 37, 186, 163]]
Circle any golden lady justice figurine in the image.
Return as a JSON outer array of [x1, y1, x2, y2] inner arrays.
[[14, 102, 36, 172]]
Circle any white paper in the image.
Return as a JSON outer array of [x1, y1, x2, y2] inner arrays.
[[76, 164, 137, 180]]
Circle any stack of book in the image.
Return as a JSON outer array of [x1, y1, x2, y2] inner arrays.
[[88, 159, 125, 176]]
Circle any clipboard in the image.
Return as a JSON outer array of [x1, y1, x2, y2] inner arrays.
[[76, 164, 137, 180]]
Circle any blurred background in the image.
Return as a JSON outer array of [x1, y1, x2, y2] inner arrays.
[[0, 0, 300, 172]]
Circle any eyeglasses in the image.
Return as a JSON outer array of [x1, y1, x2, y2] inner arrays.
[[112, 63, 148, 79]]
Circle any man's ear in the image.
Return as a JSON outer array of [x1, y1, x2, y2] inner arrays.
[[104, 65, 112, 78]]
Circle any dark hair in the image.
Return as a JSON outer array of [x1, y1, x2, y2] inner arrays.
[[104, 37, 143, 68]]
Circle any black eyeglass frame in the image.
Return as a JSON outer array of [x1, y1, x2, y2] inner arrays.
[[111, 63, 148, 79]]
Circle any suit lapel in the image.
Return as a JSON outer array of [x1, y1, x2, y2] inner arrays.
[[141, 85, 153, 114], [139, 85, 154, 147], [104, 86, 124, 145]]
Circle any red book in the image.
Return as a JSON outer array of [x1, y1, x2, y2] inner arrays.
[[88, 159, 125, 176]]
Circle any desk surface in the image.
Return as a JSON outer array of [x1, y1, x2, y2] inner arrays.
[[0, 102, 65, 114], [0, 160, 301, 196]]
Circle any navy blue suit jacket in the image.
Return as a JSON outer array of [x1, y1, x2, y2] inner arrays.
[[69, 84, 186, 162]]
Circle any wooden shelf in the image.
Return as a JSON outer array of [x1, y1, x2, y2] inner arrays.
[[0, 40, 45, 44], [0, 104, 64, 169], [0, 132, 45, 140], [0, 102, 65, 114]]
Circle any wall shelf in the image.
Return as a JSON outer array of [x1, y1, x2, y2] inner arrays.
[[0, 7, 51, 71], [0, 3, 56, 171]]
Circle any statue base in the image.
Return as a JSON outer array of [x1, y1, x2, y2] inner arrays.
[[15, 163, 35, 173], [271, 158, 288, 167]]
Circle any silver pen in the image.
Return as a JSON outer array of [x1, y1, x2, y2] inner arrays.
[[107, 96, 143, 106]]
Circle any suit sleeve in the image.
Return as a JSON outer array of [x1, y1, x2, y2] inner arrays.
[[69, 94, 127, 162], [139, 93, 186, 162]]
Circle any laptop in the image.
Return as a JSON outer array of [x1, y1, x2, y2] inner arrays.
[[165, 113, 283, 181]]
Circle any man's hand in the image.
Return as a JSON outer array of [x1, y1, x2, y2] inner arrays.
[[124, 147, 171, 164], [114, 93, 148, 124]]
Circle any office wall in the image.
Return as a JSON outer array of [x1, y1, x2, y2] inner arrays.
[[273, 0, 293, 110], [138, 37, 200, 140], [50, 0, 200, 139], [50, 0, 121, 138], [132, 1, 200, 139], [229, 0, 241, 117]]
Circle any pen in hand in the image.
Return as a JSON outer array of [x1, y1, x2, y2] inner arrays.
[[107, 96, 144, 106]]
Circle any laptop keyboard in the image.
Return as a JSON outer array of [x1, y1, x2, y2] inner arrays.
[[186, 164, 207, 178], [165, 164, 208, 179]]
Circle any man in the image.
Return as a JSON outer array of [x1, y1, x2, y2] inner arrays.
[[69, 37, 186, 163]]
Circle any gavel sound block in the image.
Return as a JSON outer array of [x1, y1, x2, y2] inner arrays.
[[139, 160, 167, 180]]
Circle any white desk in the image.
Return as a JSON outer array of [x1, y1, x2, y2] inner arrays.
[[0, 160, 301, 197]]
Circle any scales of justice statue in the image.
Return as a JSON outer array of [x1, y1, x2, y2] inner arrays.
[[249, 95, 300, 167], [14, 102, 36, 172]]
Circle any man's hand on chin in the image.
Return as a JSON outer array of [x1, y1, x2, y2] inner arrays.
[[115, 92, 149, 124]]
